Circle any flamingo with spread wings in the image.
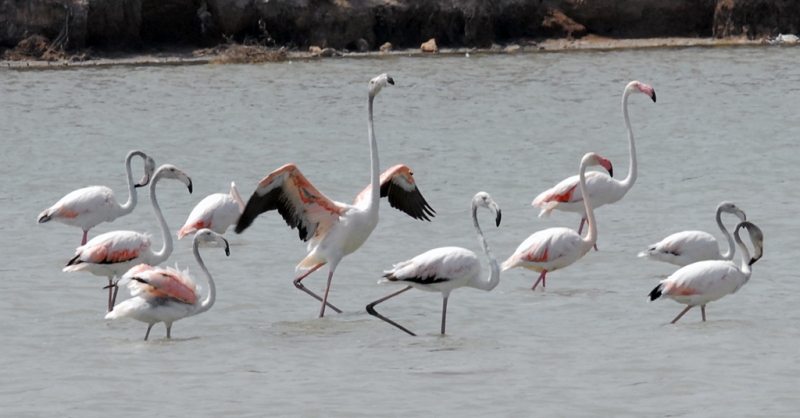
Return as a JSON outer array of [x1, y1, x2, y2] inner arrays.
[[178, 182, 245, 239], [235, 73, 435, 318]]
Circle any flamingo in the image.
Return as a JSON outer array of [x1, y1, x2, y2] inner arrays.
[[648, 221, 763, 324], [502, 152, 612, 290], [235, 73, 435, 318], [366, 192, 501, 336], [532, 81, 656, 245], [638, 201, 747, 267], [178, 182, 245, 239], [63, 164, 193, 312], [38, 150, 157, 245], [105, 229, 228, 340]]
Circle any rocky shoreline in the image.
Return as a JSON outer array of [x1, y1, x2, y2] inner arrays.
[[1, 0, 799, 66]]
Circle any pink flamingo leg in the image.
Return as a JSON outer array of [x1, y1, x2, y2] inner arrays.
[[81, 230, 88, 246], [670, 305, 694, 324], [366, 286, 415, 336], [293, 263, 342, 314], [531, 270, 547, 291], [577, 218, 585, 235], [319, 270, 336, 318]]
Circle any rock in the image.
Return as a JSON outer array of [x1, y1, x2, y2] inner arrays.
[[1, 0, 88, 49], [309, 45, 322, 54], [356, 38, 370, 52], [420, 38, 437, 53], [713, 0, 800, 39], [379, 42, 392, 52], [541, 8, 586, 39], [504, 44, 520, 53], [140, 0, 200, 44], [86, 0, 141, 46], [207, 0, 255, 35], [320, 47, 338, 57]]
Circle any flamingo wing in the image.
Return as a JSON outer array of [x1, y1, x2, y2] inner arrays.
[[354, 165, 435, 221], [38, 186, 117, 227], [653, 260, 745, 303], [65, 230, 151, 268], [502, 228, 583, 270], [235, 164, 345, 241], [383, 247, 479, 285], [639, 231, 721, 266], [533, 171, 610, 207], [179, 193, 240, 238], [123, 265, 198, 304]]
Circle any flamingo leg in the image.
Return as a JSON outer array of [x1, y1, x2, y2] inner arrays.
[[701, 305, 706, 322], [144, 323, 153, 341], [111, 284, 119, 311], [81, 230, 88, 246], [670, 305, 694, 324], [532, 270, 547, 291], [441, 296, 448, 335], [166, 323, 172, 339], [578, 218, 586, 235], [107, 277, 114, 312], [593, 243, 598, 252], [366, 286, 416, 336], [293, 263, 342, 314], [318, 270, 337, 318]]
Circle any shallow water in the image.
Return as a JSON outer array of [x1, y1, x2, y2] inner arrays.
[[2, 46, 799, 416]]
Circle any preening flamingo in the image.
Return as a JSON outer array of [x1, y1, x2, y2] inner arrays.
[[63, 165, 193, 311], [38, 150, 157, 245], [105, 229, 227, 340], [648, 221, 763, 324], [178, 182, 245, 239], [638, 201, 747, 267], [532, 81, 656, 242], [502, 153, 611, 290], [367, 192, 501, 336], [235, 73, 435, 318]]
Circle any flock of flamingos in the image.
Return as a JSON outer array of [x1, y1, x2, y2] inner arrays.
[[36, 74, 765, 340]]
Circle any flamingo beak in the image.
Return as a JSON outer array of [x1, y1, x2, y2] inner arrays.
[[650, 90, 656, 103], [495, 208, 502, 227], [387, 76, 395, 85], [187, 180, 193, 194], [602, 160, 613, 178], [222, 238, 230, 256]]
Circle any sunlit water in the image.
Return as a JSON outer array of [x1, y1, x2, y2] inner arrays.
[[1, 47, 799, 416]]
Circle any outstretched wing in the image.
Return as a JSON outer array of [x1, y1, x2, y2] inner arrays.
[[235, 164, 345, 241], [355, 164, 435, 221]]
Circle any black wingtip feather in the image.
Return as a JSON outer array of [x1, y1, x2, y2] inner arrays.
[[648, 283, 664, 301], [66, 254, 81, 267]]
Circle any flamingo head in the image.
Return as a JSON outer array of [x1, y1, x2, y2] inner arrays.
[[582, 153, 613, 178], [627, 81, 656, 103], [154, 164, 193, 194], [718, 201, 746, 222], [194, 228, 230, 256], [369, 73, 394, 97], [136, 155, 157, 188], [473, 191, 502, 227], [735, 221, 763, 266]]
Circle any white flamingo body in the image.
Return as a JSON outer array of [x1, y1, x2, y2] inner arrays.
[[648, 221, 763, 323], [532, 81, 656, 235], [638, 202, 747, 267], [106, 229, 228, 340], [235, 74, 435, 318], [367, 192, 501, 335], [503, 153, 612, 290], [38, 150, 156, 245], [63, 164, 193, 311], [179, 182, 245, 238]]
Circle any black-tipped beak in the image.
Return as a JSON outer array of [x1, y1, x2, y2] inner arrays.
[[495, 210, 502, 227], [187, 181, 193, 194], [134, 183, 144, 188], [606, 164, 613, 178], [223, 239, 230, 256], [651, 91, 657, 103], [749, 258, 757, 266], [387, 77, 394, 85]]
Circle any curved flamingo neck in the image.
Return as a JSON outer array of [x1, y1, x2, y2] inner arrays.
[[470, 201, 499, 292], [230, 182, 245, 212], [367, 95, 380, 213], [717, 208, 736, 260], [193, 239, 216, 315], [733, 227, 752, 279], [579, 158, 597, 248], [619, 88, 638, 190], [148, 169, 173, 265], [118, 151, 145, 215]]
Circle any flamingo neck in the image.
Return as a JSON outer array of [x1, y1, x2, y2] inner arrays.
[[230, 182, 245, 212], [579, 158, 598, 249], [470, 202, 499, 292], [367, 95, 380, 213], [118, 150, 144, 215], [619, 89, 638, 190], [717, 208, 735, 260], [734, 228, 752, 280], [193, 239, 216, 315], [148, 171, 173, 265]]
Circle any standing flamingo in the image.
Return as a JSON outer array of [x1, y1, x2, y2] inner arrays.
[[63, 165, 193, 311], [178, 182, 245, 239], [367, 192, 501, 336], [638, 201, 747, 267], [648, 221, 763, 323], [532, 81, 656, 243], [105, 229, 228, 340], [235, 73, 435, 318], [502, 153, 612, 290], [38, 150, 157, 245]]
